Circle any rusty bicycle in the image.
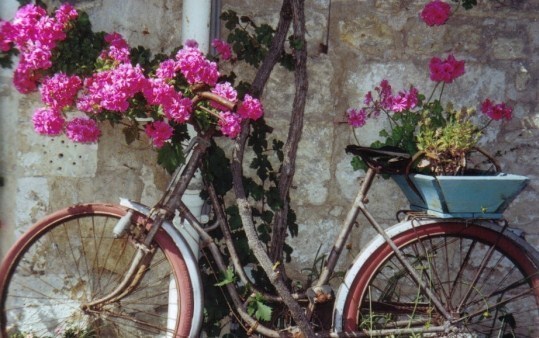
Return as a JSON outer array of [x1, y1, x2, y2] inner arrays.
[[1, 93, 538, 337]]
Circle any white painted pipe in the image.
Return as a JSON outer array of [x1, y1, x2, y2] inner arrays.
[[181, 0, 212, 53], [168, 3, 213, 333], [174, 0, 213, 258]]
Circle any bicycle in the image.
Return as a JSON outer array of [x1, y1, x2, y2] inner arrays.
[[1, 93, 538, 337]]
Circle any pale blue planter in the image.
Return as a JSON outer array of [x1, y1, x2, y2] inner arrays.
[[392, 173, 529, 219]]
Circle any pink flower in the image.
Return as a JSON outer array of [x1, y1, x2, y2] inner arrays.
[[429, 54, 465, 83], [481, 99, 512, 121], [363, 91, 373, 105], [163, 93, 192, 123], [184, 39, 199, 48], [0, 21, 14, 52], [77, 63, 146, 113], [54, 3, 78, 29], [421, 0, 452, 26], [40, 73, 82, 110], [65, 118, 101, 143], [155, 59, 178, 80], [390, 86, 419, 112], [32, 107, 65, 135], [211, 82, 238, 111], [218, 112, 241, 138], [101, 32, 130, 63], [13, 63, 40, 93], [145, 121, 173, 148], [347, 108, 368, 127], [175, 45, 219, 86], [212, 39, 232, 60], [237, 94, 263, 120], [142, 78, 176, 106]]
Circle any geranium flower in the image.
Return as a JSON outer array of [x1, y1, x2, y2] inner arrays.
[[32, 107, 65, 135], [175, 45, 219, 86], [211, 82, 238, 112], [347, 108, 368, 127], [212, 39, 232, 60], [420, 0, 452, 26], [40, 73, 82, 110], [218, 112, 241, 138], [155, 59, 178, 80], [237, 94, 263, 120], [65, 117, 101, 143], [429, 54, 465, 83], [163, 93, 192, 123], [0, 21, 14, 52], [77, 63, 146, 113], [145, 121, 173, 148], [101, 32, 130, 63], [481, 99, 512, 121]]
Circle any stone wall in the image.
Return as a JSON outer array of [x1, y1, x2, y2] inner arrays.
[[1, 0, 538, 281]]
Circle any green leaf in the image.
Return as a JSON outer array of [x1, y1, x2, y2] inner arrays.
[[351, 156, 367, 171], [214, 266, 236, 286], [157, 142, 185, 174], [122, 124, 139, 145], [247, 294, 272, 322]]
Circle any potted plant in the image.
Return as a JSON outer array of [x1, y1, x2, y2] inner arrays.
[[346, 54, 528, 218]]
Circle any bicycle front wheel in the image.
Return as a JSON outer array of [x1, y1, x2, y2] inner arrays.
[[342, 221, 539, 337], [0, 204, 195, 338]]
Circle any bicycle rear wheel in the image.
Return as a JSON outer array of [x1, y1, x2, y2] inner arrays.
[[0, 204, 195, 338], [342, 221, 539, 337]]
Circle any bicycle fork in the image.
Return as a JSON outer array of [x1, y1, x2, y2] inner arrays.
[[81, 211, 165, 312]]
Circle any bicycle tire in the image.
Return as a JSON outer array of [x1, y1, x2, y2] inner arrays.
[[341, 220, 539, 337], [0, 203, 195, 338]]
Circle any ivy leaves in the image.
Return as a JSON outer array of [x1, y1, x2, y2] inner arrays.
[[220, 10, 295, 70]]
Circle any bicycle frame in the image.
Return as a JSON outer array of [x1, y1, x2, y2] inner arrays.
[[82, 132, 536, 337]]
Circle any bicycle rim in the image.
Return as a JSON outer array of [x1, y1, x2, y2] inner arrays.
[[342, 221, 539, 337], [0, 204, 194, 338]]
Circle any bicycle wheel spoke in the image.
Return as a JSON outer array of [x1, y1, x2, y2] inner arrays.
[[343, 221, 539, 337], [1, 204, 195, 337]]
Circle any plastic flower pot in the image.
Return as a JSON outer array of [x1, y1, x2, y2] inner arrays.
[[392, 173, 529, 219]]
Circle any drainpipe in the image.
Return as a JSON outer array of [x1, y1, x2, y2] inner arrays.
[[175, 0, 219, 258], [181, 0, 212, 52], [168, 2, 217, 335]]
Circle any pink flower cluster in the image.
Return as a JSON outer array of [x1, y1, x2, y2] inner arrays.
[[420, 0, 452, 26], [212, 39, 232, 60], [40, 73, 82, 110], [210, 83, 264, 138], [176, 40, 219, 86], [77, 63, 146, 113], [4, 5, 264, 147], [1, 4, 78, 93], [347, 80, 419, 128], [429, 54, 465, 83], [481, 99, 512, 121], [100, 33, 130, 63]]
